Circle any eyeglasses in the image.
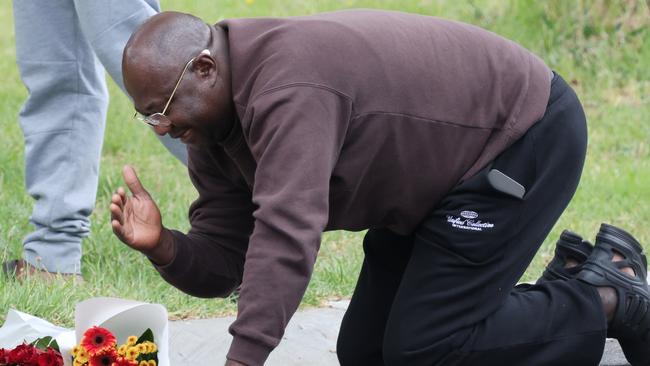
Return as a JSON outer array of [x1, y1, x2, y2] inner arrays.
[[134, 49, 211, 127]]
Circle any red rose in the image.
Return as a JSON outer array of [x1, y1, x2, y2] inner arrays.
[[7, 344, 38, 364], [37, 348, 63, 366], [0, 348, 8, 364]]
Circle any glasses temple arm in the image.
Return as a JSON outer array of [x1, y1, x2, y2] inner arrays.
[[161, 57, 196, 115]]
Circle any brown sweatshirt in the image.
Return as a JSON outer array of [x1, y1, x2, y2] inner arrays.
[[154, 9, 551, 365]]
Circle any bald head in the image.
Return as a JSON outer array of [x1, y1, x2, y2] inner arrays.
[[122, 11, 234, 145], [123, 11, 211, 88]]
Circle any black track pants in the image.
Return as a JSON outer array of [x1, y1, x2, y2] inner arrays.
[[337, 74, 606, 366]]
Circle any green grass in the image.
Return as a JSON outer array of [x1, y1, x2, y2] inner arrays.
[[1, 0, 649, 327]]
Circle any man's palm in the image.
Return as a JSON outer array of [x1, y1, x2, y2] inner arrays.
[[110, 166, 163, 252], [121, 193, 162, 250]]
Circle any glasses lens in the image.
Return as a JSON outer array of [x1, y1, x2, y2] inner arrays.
[[141, 113, 171, 127], [134, 112, 147, 123]]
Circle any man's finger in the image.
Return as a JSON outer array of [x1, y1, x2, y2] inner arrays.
[[109, 203, 124, 225], [122, 165, 148, 197], [111, 193, 124, 211], [111, 219, 126, 242], [117, 187, 126, 204]]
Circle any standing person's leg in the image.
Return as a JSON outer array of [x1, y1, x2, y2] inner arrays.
[[337, 228, 414, 365], [13, 0, 109, 274], [382, 74, 607, 365], [73, 0, 188, 165]]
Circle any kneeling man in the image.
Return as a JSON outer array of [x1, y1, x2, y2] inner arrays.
[[110, 9, 650, 366]]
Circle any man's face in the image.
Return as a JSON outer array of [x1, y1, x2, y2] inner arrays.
[[124, 52, 232, 146]]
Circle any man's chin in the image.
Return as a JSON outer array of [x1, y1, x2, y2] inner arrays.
[[177, 129, 192, 143], [178, 130, 203, 146], [178, 131, 212, 147]]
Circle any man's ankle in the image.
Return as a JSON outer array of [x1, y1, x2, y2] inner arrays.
[[597, 286, 617, 323]]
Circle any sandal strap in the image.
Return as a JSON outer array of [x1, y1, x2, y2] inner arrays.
[[540, 230, 593, 282], [598, 224, 646, 276], [557, 238, 593, 262]]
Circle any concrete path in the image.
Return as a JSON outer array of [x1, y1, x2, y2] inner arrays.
[[169, 300, 629, 365]]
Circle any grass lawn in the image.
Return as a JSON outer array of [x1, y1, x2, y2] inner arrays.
[[0, 0, 648, 327]]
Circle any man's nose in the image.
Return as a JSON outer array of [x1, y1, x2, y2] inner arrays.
[[153, 124, 171, 136]]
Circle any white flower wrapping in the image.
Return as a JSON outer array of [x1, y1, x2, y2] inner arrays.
[[0, 297, 169, 366]]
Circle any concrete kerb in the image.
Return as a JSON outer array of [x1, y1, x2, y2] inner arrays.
[[169, 300, 629, 365]]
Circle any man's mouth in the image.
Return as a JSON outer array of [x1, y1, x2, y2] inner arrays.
[[179, 129, 192, 143], [171, 129, 190, 139]]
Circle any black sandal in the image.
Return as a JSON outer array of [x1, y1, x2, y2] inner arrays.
[[577, 223, 650, 366], [538, 230, 593, 283]]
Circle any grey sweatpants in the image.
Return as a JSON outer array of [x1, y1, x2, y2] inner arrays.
[[13, 0, 188, 274]]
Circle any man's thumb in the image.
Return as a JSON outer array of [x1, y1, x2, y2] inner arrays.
[[122, 165, 148, 197]]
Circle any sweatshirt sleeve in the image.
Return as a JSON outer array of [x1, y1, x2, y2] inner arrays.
[[153, 144, 256, 298], [227, 86, 352, 365]]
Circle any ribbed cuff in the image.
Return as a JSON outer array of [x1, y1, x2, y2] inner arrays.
[[227, 336, 274, 366], [150, 230, 187, 277]]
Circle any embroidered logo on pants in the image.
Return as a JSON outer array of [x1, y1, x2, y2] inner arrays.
[[446, 210, 494, 231]]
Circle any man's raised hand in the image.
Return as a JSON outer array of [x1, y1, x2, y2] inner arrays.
[[110, 166, 173, 264]]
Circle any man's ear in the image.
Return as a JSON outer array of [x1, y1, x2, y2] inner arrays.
[[193, 53, 217, 78]]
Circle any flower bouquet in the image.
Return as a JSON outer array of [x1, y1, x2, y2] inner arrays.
[[0, 298, 169, 366], [0, 338, 63, 366], [70, 326, 157, 366]]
